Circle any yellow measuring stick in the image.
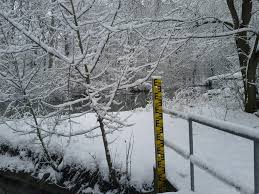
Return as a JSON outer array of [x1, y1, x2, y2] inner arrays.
[[152, 76, 166, 193]]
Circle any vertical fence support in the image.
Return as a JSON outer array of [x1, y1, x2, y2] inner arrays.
[[152, 76, 166, 193], [254, 141, 259, 194], [188, 119, 195, 191]]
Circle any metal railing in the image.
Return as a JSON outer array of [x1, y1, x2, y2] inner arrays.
[[163, 108, 259, 194]]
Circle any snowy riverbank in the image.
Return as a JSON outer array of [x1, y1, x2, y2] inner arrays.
[[0, 102, 258, 193]]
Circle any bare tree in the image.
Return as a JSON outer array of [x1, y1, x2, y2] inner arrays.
[[0, 0, 175, 184], [225, 0, 259, 113]]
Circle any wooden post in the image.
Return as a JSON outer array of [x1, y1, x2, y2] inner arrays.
[[152, 76, 166, 193]]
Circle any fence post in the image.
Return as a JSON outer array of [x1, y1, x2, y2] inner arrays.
[[254, 141, 259, 194], [152, 76, 166, 193], [189, 120, 195, 191]]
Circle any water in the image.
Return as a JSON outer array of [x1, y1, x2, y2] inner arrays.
[[0, 172, 70, 194], [111, 91, 150, 111], [0, 91, 150, 118]]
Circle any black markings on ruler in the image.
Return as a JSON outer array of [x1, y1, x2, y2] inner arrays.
[[153, 78, 166, 193]]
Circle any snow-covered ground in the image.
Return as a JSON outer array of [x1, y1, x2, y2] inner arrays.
[[164, 106, 256, 194], [0, 101, 258, 193]]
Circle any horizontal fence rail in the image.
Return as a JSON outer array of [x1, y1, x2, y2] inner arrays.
[[164, 140, 254, 194], [163, 108, 259, 194], [164, 108, 259, 141]]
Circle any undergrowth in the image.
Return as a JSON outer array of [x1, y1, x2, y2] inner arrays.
[[0, 140, 152, 194]]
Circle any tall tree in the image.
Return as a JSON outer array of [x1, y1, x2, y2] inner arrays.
[[226, 0, 259, 113]]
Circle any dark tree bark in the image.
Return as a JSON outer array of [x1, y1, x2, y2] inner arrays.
[[226, 0, 258, 113], [48, 0, 56, 69]]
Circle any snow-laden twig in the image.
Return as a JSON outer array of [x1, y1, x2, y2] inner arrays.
[[0, 11, 72, 64]]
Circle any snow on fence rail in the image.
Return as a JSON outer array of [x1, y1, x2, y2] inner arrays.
[[163, 108, 259, 194], [163, 109, 259, 141], [164, 139, 254, 194], [151, 77, 259, 194]]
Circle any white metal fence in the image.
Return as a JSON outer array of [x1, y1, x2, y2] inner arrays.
[[163, 108, 259, 194]]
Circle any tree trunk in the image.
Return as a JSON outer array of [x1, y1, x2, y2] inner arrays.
[[235, 35, 250, 106], [245, 56, 258, 113], [48, 1, 55, 69], [234, 31, 259, 113], [226, 0, 258, 113], [64, 35, 70, 57], [97, 116, 118, 186], [235, 33, 258, 113]]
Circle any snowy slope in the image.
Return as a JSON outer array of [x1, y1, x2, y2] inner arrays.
[[0, 106, 258, 193]]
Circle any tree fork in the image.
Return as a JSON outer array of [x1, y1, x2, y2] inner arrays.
[[227, 0, 258, 113]]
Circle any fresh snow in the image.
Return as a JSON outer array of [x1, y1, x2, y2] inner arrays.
[[205, 72, 242, 81], [0, 154, 34, 173], [164, 108, 259, 141], [0, 105, 258, 193]]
